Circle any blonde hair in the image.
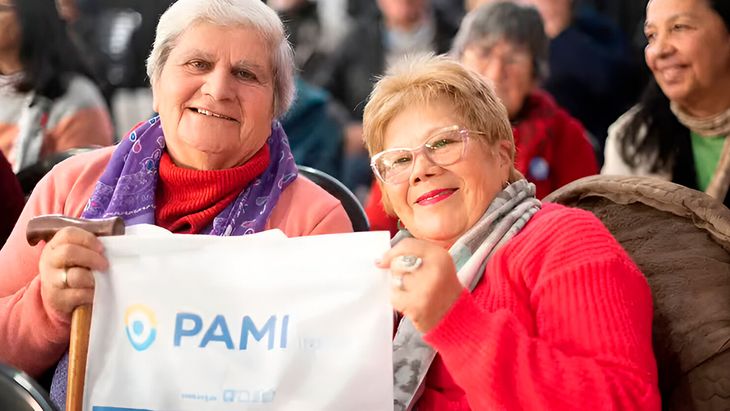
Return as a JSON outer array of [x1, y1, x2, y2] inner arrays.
[[146, 0, 295, 118], [363, 53, 520, 214]]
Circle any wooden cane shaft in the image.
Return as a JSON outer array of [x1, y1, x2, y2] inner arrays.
[[67, 305, 92, 411]]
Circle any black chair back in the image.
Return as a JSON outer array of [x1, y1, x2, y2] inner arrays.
[[297, 165, 370, 232], [0, 363, 58, 411]]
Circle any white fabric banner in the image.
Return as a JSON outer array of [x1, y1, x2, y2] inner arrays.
[[83, 230, 393, 411]]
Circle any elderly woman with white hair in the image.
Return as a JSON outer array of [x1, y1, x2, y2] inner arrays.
[[0, 0, 352, 407]]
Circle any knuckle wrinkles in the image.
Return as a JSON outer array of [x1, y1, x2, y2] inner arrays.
[[57, 227, 76, 242], [57, 245, 75, 262]]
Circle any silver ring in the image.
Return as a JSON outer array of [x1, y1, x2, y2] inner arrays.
[[60, 268, 69, 289], [392, 274, 405, 291], [395, 255, 423, 272]]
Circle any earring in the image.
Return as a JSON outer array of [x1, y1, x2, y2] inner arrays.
[[397, 219, 406, 231]]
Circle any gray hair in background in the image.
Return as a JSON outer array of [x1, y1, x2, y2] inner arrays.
[[451, 1, 549, 81], [146, 0, 296, 118]]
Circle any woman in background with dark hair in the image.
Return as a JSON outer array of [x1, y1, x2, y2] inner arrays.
[[0, 0, 112, 173], [602, 0, 730, 207]]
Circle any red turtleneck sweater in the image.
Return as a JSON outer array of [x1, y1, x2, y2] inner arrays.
[[154, 146, 270, 234]]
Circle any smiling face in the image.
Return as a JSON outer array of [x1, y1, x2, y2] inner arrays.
[[381, 99, 511, 248], [152, 22, 275, 170], [644, 0, 730, 115]]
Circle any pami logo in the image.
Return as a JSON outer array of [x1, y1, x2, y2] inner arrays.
[[124, 304, 158, 351]]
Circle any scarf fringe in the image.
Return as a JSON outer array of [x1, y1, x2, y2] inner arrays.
[[670, 102, 730, 201], [706, 138, 730, 201]]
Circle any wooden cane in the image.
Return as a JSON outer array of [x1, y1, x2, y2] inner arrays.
[[27, 215, 125, 411]]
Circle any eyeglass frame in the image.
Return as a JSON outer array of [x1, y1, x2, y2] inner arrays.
[[370, 125, 487, 185], [467, 47, 532, 70]]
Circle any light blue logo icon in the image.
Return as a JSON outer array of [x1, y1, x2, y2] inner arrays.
[[124, 304, 157, 351]]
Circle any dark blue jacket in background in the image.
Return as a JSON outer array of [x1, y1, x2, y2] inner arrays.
[[282, 78, 345, 180], [544, 8, 643, 155]]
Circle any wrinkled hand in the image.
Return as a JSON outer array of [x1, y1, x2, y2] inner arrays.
[[377, 238, 464, 333], [38, 227, 108, 319]]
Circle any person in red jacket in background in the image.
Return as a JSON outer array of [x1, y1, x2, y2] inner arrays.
[[0, 152, 23, 247], [366, 2, 597, 236], [453, 2, 598, 194], [365, 54, 658, 410]]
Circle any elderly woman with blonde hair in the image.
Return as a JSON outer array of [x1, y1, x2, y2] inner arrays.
[[0, 0, 352, 408], [366, 54, 660, 410]]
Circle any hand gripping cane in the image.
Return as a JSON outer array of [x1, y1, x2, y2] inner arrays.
[[27, 215, 125, 411]]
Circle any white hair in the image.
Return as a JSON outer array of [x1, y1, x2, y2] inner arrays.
[[146, 0, 295, 118]]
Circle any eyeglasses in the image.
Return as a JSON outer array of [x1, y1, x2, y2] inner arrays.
[[464, 46, 533, 72], [370, 125, 484, 185]]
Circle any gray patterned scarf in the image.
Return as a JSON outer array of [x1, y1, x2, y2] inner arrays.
[[391, 179, 541, 410]]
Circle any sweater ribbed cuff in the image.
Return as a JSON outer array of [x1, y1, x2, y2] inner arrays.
[[425, 288, 484, 351]]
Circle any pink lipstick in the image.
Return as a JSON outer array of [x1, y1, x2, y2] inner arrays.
[[416, 188, 457, 205]]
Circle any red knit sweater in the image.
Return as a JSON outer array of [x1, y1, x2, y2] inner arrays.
[[154, 146, 269, 234], [417, 203, 660, 410]]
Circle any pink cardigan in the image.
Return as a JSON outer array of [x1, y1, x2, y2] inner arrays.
[[0, 147, 353, 377]]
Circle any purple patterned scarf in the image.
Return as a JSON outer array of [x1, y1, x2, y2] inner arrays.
[[49, 115, 299, 408]]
